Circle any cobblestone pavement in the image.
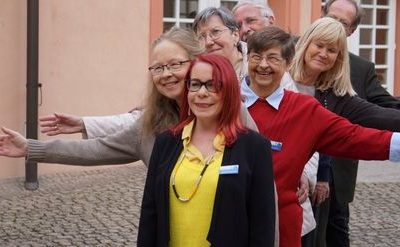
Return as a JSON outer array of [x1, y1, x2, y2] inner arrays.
[[0, 163, 399, 246], [0, 164, 146, 246], [350, 183, 400, 246]]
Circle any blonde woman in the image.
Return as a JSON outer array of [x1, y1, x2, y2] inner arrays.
[[286, 17, 400, 246]]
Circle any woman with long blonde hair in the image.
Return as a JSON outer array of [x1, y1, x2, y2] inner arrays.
[[289, 17, 354, 96], [286, 17, 400, 246]]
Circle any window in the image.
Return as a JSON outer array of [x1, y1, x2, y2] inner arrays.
[[163, 0, 239, 30], [356, 0, 396, 92]]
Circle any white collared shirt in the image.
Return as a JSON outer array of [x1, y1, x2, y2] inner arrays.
[[241, 77, 284, 110]]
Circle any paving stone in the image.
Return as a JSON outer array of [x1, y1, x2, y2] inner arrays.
[[349, 182, 400, 246], [0, 163, 398, 246]]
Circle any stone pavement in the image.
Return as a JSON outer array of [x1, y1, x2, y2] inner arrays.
[[349, 160, 400, 246], [0, 161, 398, 246], [0, 164, 146, 246]]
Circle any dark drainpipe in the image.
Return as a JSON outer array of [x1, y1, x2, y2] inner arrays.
[[25, 0, 39, 190]]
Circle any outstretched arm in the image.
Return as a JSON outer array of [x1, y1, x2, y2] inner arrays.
[[40, 111, 142, 139], [27, 119, 148, 166], [310, 101, 397, 161], [362, 60, 400, 109], [1, 117, 150, 166], [349, 53, 400, 109], [83, 111, 142, 138], [324, 94, 400, 132], [40, 113, 85, 136]]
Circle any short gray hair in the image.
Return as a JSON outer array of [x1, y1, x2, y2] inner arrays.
[[193, 7, 239, 33], [232, 1, 275, 18]]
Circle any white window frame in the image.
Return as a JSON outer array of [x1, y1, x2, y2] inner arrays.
[[163, 0, 239, 29], [347, 0, 396, 93]]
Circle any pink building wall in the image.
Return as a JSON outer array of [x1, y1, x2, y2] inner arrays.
[[0, 0, 150, 178], [0, 0, 27, 178]]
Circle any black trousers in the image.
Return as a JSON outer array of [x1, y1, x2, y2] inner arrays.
[[314, 176, 350, 247], [302, 227, 318, 247]]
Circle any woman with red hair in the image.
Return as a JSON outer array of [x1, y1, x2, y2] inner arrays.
[[137, 54, 276, 247]]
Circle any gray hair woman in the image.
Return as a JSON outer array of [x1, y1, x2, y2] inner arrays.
[[193, 7, 247, 81]]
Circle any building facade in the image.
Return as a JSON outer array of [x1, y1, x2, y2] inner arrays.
[[1, 0, 399, 178]]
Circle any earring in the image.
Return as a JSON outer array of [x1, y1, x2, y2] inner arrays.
[[188, 107, 191, 116]]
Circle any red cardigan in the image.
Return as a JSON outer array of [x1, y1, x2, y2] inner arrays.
[[248, 90, 392, 247]]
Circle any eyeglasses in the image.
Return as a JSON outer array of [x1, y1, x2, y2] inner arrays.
[[249, 53, 283, 65], [198, 28, 229, 42], [148, 60, 190, 76], [187, 79, 218, 93]]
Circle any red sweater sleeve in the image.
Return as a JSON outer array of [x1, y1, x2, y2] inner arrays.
[[310, 99, 392, 160]]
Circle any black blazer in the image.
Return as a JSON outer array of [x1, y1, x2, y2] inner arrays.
[[315, 53, 400, 203], [137, 129, 276, 247], [349, 53, 400, 109]]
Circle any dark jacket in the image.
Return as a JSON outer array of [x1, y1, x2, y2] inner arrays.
[[315, 53, 400, 203], [137, 129, 276, 247], [349, 53, 400, 109]]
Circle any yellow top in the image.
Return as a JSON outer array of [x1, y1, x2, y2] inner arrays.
[[169, 120, 225, 247]]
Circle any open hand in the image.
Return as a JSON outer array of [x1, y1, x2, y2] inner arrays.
[[39, 113, 85, 136], [0, 127, 28, 157]]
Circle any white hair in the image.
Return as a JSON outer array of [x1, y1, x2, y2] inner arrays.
[[232, 1, 275, 18]]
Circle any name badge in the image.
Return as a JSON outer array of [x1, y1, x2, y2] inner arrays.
[[271, 141, 282, 151], [219, 164, 239, 175]]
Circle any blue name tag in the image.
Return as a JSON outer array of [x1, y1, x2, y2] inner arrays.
[[271, 141, 282, 151], [219, 164, 239, 175]]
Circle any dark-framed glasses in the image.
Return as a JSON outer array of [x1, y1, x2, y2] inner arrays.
[[249, 53, 283, 65], [198, 28, 229, 42], [187, 79, 218, 93], [148, 60, 191, 76]]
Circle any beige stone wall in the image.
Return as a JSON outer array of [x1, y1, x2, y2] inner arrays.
[[0, 0, 150, 178], [0, 0, 27, 178]]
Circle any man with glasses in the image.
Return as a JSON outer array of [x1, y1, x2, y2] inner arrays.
[[315, 1, 400, 247]]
